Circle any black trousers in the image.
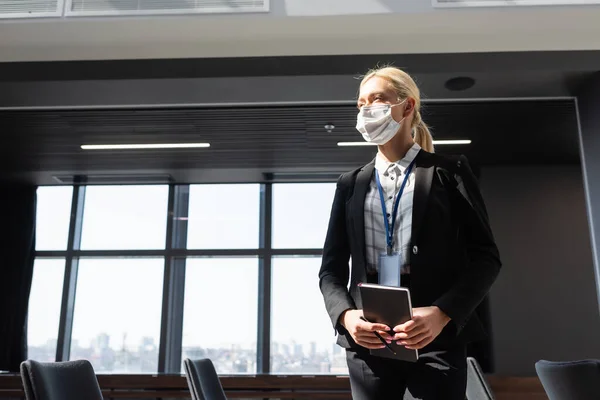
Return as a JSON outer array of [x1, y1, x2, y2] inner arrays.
[[346, 344, 467, 400]]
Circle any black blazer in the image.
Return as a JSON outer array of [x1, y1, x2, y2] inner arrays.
[[318, 150, 502, 349]]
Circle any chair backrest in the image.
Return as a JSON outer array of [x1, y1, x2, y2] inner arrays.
[[183, 358, 227, 400], [20, 359, 103, 400], [466, 357, 495, 400], [535, 359, 600, 400]]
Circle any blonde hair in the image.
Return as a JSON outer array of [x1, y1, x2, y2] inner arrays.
[[360, 66, 434, 153]]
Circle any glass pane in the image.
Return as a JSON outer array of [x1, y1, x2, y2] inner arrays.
[[70, 258, 164, 373], [272, 183, 336, 249], [271, 256, 348, 374], [182, 258, 258, 374], [187, 184, 260, 249], [27, 258, 65, 362], [80, 185, 169, 250], [36, 186, 73, 251]]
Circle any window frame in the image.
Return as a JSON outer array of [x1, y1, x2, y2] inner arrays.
[[33, 182, 330, 374]]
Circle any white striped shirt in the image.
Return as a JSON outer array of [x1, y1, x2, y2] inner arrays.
[[364, 143, 421, 275]]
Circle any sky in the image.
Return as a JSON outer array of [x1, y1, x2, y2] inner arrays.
[[29, 183, 338, 356]]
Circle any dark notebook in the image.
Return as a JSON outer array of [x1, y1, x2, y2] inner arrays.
[[358, 283, 419, 362]]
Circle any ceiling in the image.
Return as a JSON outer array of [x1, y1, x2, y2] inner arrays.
[[0, 51, 592, 185], [0, 99, 581, 185], [2, 50, 600, 82], [1, 50, 598, 108], [1, 5, 600, 62]]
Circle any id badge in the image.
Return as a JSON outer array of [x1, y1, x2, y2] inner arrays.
[[378, 252, 402, 287]]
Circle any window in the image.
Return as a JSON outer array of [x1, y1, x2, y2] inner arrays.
[[271, 256, 348, 375], [80, 185, 169, 250], [70, 258, 164, 373], [36, 186, 73, 251], [31, 182, 344, 376], [182, 257, 258, 374], [187, 185, 260, 249], [27, 258, 65, 362], [272, 183, 336, 249]]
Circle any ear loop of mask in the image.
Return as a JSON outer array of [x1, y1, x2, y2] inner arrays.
[[393, 98, 413, 133], [391, 98, 408, 127]]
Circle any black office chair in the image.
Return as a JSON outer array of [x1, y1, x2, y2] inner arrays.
[[535, 359, 600, 400], [20, 359, 103, 400], [465, 357, 495, 400], [183, 358, 227, 400]]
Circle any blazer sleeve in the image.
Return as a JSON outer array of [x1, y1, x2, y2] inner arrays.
[[319, 173, 356, 335], [432, 155, 502, 334]]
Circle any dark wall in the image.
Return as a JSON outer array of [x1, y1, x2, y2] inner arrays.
[[481, 165, 600, 376], [576, 71, 600, 315]]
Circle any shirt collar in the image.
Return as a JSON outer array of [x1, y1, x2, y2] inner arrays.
[[375, 142, 422, 175]]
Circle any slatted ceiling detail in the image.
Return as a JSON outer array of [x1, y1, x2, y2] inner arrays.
[[68, 0, 267, 14], [0, 100, 579, 177], [0, 0, 59, 15], [66, 111, 314, 131]]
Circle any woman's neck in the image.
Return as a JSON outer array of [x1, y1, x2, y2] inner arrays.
[[378, 134, 414, 163]]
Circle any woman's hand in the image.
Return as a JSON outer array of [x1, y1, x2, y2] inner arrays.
[[392, 306, 451, 350], [341, 309, 393, 349]]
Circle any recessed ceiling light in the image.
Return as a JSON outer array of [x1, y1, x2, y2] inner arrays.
[[337, 139, 471, 147], [81, 143, 210, 150], [445, 77, 476, 91]]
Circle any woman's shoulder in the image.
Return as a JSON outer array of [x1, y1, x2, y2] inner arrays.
[[417, 150, 470, 174], [337, 160, 375, 187]]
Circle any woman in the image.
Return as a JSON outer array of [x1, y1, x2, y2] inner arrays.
[[318, 66, 501, 399]]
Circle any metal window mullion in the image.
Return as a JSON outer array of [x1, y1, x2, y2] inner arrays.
[[55, 185, 86, 362], [158, 185, 189, 373], [257, 183, 273, 373], [35, 248, 321, 258]]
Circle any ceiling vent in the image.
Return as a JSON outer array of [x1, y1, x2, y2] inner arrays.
[[263, 172, 343, 183], [0, 0, 62, 18], [433, 0, 600, 6], [53, 174, 174, 185], [66, 0, 268, 16]]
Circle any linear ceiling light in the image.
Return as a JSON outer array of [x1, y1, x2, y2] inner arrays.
[[432, 140, 472, 145], [337, 139, 472, 147], [81, 143, 210, 150]]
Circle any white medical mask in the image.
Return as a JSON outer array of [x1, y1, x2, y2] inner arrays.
[[356, 100, 406, 145]]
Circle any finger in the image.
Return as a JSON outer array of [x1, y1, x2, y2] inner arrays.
[[393, 319, 418, 333], [359, 321, 390, 333], [356, 338, 387, 349], [405, 336, 433, 350], [368, 323, 391, 332], [376, 330, 394, 341], [360, 343, 387, 350], [397, 331, 429, 346], [393, 325, 427, 341], [355, 331, 391, 343], [356, 335, 388, 345]]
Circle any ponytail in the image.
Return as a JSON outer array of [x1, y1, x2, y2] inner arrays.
[[413, 111, 434, 153]]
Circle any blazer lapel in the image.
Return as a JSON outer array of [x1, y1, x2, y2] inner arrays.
[[351, 161, 374, 270], [411, 151, 434, 243]]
